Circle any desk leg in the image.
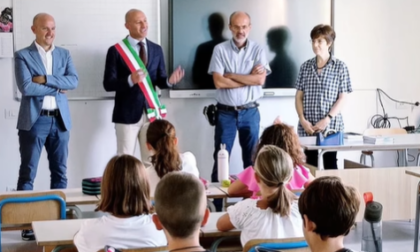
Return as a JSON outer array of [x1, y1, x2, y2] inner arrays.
[[318, 150, 327, 170], [414, 181, 420, 252]]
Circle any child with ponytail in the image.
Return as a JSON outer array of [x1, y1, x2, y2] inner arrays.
[[146, 119, 199, 196], [217, 145, 303, 246]]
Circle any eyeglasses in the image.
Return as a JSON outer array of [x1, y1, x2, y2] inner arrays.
[[309, 39, 327, 45]]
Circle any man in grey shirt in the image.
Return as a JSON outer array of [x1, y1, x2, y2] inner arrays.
[[208, 11, 271, 209]]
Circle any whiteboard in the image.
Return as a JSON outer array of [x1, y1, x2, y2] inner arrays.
[[13, 0, 160, 100]]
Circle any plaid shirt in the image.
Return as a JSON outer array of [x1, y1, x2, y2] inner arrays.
[[296, 56, 352, 136]]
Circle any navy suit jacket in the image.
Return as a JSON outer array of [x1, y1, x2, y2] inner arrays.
[[14, 43, 79, 131], [103, 38, 169, 124]]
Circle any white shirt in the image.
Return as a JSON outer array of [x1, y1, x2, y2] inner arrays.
[[146, 152, 199, 197], [34, 41, 58, 110], [227, 199, 303, 246], [73, 214, 167, 252]]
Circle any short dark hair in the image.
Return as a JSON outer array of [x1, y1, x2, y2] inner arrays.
[[298, 176, 360, 240], [154, 172, 206, 239], [96, 155, 151, 216], [310, 24, 336, 45]]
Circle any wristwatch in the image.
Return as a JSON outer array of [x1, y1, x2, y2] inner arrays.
[[327, 114, 333, 119]]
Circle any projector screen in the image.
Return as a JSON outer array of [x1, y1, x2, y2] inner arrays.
[[169, 0, 332, 98]]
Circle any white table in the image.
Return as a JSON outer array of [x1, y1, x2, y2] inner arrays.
[[32, 218, 88, 252], [32, 212, 240, 251], [200, 212, 240, 237], [300, 134, 420, 169]]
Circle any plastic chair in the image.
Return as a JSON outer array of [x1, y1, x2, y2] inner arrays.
[[243, 237, 309, 252], [360, 128, 407, 167], [0, 191, 66, 252]]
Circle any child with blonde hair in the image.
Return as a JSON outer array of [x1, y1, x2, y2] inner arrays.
[[217, 145, 303, 246]]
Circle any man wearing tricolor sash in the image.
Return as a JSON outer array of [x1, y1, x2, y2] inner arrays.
[[104, 9, 184, 167]]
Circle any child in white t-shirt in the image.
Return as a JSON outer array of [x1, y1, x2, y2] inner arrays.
[[217, 145, 303, 246], [146, 119, 199, 196], [73, 155, 167, 252]]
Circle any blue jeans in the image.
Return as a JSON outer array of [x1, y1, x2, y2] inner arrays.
[[211, 107, 260, 181], [17, 115, 70, 190], [211, 106, 260, 210]]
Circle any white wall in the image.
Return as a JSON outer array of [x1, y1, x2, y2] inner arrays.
[[1, 0, 419, 192]]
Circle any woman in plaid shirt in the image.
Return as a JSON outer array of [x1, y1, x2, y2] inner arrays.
[[295, 24, 352, 169]]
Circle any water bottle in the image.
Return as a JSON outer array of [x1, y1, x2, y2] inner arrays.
[[361, 201, 383, 252], [217, 143, 229, 183]]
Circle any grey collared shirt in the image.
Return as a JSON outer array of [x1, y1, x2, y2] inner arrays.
[[208, 39, 271, 106]]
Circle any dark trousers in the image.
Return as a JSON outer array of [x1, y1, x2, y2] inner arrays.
[[305, 150, 338, 169], [17, 115, 69, 190], [211, 107, 260, 211]]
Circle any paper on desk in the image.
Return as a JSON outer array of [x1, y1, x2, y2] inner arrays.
[[0, 33, 13, 58]]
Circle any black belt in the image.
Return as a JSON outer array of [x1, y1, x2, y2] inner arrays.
[[40, 109, 60, 117], [217, 102, 259, 111]]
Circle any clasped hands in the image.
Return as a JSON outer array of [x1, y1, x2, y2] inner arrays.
[[300, 117, 331, 135], [131, 66, 185, 85], [32, 75, 66, 93]]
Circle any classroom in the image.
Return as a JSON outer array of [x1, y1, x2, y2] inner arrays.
[[1, 0, 420, 251]]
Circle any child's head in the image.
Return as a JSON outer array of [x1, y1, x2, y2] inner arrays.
[[147, 119, 181, 178], [153, 172, 209, 240], [298, 176, 360, 245], [254, 145, 297, 216], [255, 123, 305, 166], [96, 155, 151, 216]]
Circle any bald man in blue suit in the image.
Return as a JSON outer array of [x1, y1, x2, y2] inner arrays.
[[14, 13, 78, 193]]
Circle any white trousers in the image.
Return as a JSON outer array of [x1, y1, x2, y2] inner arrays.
[[114, 114, 152, 168]]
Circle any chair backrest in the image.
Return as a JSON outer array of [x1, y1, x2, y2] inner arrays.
[[243, 237, 309, 252], [98, 246, 168, 252], [0, 190, 66, 225], [363, 128, 407, 136]]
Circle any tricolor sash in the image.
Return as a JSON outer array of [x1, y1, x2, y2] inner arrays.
[[115, 38, 167, 122]]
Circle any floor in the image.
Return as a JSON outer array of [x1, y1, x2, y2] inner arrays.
[[0, 220, 417, 251], [344, 220, 415, 252]]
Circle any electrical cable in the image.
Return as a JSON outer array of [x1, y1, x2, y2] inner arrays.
[[371, 89, 418, 128]]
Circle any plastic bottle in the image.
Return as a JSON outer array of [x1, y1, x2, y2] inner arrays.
[[217, 143, 229, 183], [361, 201, 383, 252]]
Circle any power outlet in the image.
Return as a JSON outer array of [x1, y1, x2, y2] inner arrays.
[[6, 185, 16, 191], [4, 109, 18, 119], [396, 102, 409, 110]]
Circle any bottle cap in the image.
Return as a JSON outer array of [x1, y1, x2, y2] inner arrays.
[[363, 192, 373, 203], [364, 201, 383, 223]]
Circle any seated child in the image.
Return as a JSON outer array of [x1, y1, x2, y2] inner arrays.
[[298, 176, 360, 252], [217, 145, 303, 246], [74, 155, 166, 252], [228, 122, 314, 198], [152, 172, 210, 252], [146, 119, 199, 196]]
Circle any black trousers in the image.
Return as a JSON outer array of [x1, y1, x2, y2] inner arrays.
[[305, 150, 338, 169]]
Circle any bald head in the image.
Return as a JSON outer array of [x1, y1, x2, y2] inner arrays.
[[229, 11, 251, 25], [31, 13, 55, 51], [228, 11, 251, 46], [124, 9, 148, 40], [32, 13, 54, 26]]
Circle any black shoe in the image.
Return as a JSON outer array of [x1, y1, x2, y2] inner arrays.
[[21, 229, 35, 241]]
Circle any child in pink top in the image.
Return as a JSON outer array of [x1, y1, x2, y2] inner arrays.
[[228, 122, 314, 198]]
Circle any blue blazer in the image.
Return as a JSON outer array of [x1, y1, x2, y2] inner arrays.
[[14, 43, 79, 131], [103, 39, 169, 124]]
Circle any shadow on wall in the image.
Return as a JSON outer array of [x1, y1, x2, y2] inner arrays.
[[192, 12, 227, 90], [265, 26, 297, 88]]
